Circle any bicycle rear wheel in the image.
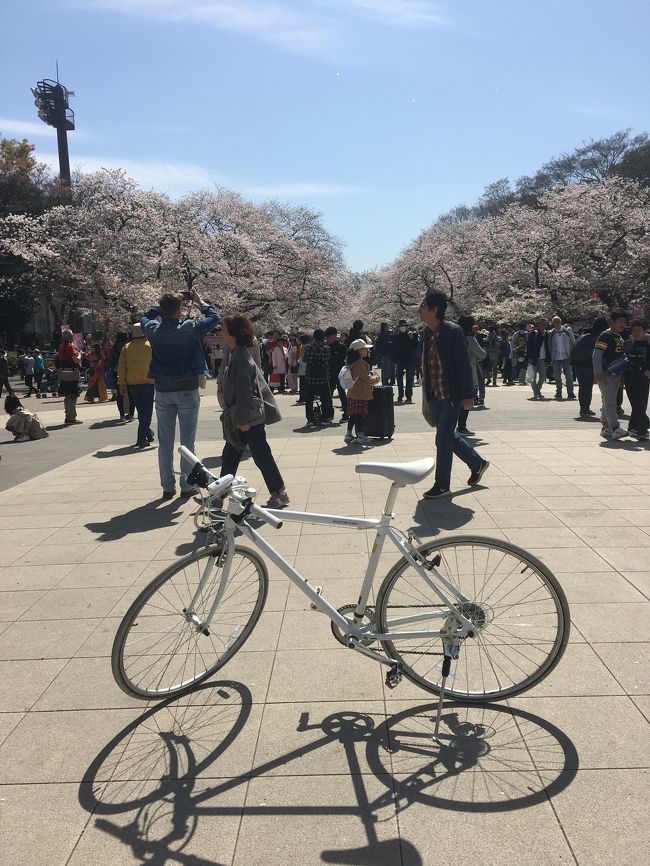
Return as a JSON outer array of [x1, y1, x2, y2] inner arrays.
[[112, 544, 268, 699], [376, 535, 570, 702]]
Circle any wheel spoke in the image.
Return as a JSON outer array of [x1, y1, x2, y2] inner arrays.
[[114, 547, 267, 698], [377, 537, 569, 701]]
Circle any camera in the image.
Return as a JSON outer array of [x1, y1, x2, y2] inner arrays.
[[181, 290, 193, 301]]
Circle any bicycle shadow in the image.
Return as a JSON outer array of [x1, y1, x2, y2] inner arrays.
[[80, 682, 578, 866]]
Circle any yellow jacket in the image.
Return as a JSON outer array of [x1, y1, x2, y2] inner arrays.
[[117, 327, 154, 385]]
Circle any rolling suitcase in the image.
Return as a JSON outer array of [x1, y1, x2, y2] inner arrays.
[[365, 385, 395, 439]]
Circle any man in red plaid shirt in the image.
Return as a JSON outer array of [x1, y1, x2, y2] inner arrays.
[[419, 290, 489, 499]]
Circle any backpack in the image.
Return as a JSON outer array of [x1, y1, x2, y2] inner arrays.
[[571, 333, 595, 365], [338, 365, 355, 390]]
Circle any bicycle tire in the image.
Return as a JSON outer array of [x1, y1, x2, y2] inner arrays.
[[376, 535, 570, 702], [112, 543, 268, 700]]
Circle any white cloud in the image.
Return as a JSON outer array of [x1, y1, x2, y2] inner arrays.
[[35, 149, 361, 199], [0, 118, 56, 139], [37, 150, 219, 194], [80, 0, 448, 57]]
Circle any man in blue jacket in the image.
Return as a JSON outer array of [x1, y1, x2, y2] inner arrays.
[[419, 290, 489, 499], [141, 289, 220, 499]]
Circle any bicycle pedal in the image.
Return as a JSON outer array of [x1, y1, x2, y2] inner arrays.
[[310, 586, 323, 610], [385, 663, 403, 689]]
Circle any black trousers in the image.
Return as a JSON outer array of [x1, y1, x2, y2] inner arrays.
[[0, 377, 14, 396], [221, 423, 284, 494], [625, 376, 650, 433], [330, 377, 348, 414], [305, 381, 334, 423]]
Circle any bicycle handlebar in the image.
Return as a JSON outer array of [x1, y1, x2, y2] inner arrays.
[[178, 445, 201, 468], [250, 503, 283, 530]]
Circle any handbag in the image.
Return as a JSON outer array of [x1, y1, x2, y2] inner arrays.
[[58, 369, 80, 382], [606, 354, 631, 377], [221, 407, 246, 451]]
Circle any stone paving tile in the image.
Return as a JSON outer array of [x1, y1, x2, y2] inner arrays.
[[0, 783, 96, 866], [0, 617, 101, 660], [569, 601, 650, 642], [548, 769, 650, 866], [0, 658, 68, 711], [394, 773, 573, 866], [233, 774, 400, 866], [508, 695, 650, 770], [0, 563, 75, 591], [67, 779, 247, 866], [21, 586, 128, 621], [620, 571, 650, 599], [267, 648, 384, 703], [0, 588, 47, 619], [0, 708, 143, 784], [0, 711, 25, 746], [11, 542, 100, 566], [557, 571, 647, 604], [591, 642, 650, 694]]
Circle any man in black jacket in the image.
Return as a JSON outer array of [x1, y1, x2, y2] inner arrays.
[[392, 318, 416, 402], [418, 290, 489, 498], [325, 326, 348, 420], [525, 319, 550, 400]]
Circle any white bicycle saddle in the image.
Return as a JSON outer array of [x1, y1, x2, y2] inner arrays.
[[355, 457, 435, 485]]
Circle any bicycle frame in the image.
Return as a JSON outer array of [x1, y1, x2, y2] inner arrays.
[[194, 481, 477, 651]]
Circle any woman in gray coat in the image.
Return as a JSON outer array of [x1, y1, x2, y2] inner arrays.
[[220, 315, 289, 508]]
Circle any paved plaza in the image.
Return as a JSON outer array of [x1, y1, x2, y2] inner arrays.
[[0, 384, 649, 866]]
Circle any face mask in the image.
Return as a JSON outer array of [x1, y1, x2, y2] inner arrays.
[[399, 326, 407, 333]]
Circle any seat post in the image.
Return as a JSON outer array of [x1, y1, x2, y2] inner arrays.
[[382, 482, 401, 518]]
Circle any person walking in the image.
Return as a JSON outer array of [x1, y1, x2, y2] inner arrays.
[[499, 332, 514, 384], [525, 319, 549, 400], [117, 323, 155, 448], [457, 316, 486, 434], [623, 318, 650, 440], [344, 340, 380, 445], [32, 350, 45, 396], [593, 310, 629, 440], [572, 317, 609, 417], [393, 319, 417, 404], [271, 337, 288, 394], [549, 316, 576, 400], [0, 350, 14, 397], [108, 333, 130, 419], [325, 327, 348, 420], [23, 351, 36, 397], [286, 336, 300, 395], [486, 326, 500, 386], [373, 323, 394, 387], [418, 290, 489, 499], [219, 315, 289, 508], [57, 330, 82, 424], [141, 289, 220, 499], [303, 328, 334, 427]]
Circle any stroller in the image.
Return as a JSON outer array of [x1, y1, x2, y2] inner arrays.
[[36, 367, 58, 398]]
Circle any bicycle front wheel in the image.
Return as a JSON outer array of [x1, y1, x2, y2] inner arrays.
[[112, 544, 268, 699], [376, 535, 570, 702]]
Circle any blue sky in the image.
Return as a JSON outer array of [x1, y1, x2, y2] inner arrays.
[[2, 0, 649, 271]]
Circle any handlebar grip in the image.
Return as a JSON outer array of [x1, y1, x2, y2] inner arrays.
[[178, 445, 201, 468], [250, 503, 283, 529]]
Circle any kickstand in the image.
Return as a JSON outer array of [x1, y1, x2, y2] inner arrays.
[[433, 654, 451, 739]]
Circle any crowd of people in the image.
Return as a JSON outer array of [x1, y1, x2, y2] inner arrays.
[[3, 291, 649, 504]]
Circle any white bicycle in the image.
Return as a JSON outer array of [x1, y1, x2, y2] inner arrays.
[[113, 446, 570, 732]]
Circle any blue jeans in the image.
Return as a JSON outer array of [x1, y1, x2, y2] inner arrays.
[[434, 398, 482, 489], [530, 358, 546, 396], [552, 359, 574, 397], [155, 389, 200, 492], [128, 384, 155, 444], [395, 359, 415, 400]]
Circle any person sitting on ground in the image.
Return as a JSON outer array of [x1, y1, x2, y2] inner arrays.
[[344, 340, 380, 445], [5, 394, 48, 441]]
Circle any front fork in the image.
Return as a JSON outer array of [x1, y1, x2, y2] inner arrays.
[[183, 535, 233, 635]]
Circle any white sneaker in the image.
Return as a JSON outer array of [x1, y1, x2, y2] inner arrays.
[[612, 427, 628, 440], [356, 433, 372, 444], [344, 433, 356, 444]]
